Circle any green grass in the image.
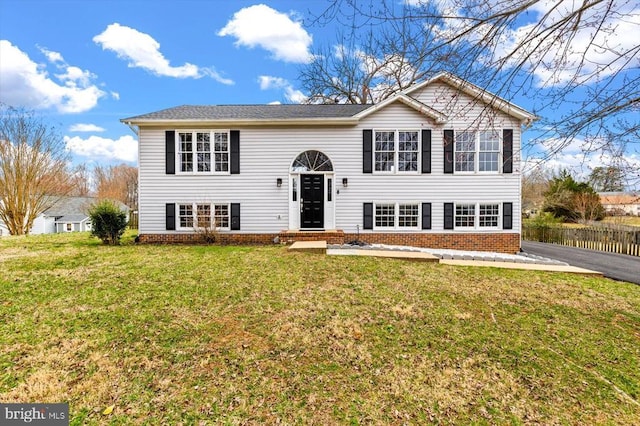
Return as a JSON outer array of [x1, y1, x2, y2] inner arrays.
[[602, 216, 640, 227], [1, 232, 639, 424]]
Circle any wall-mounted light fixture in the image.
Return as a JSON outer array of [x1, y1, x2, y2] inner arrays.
[[342, 178, 348, 187], [276, 178, 283, 187]]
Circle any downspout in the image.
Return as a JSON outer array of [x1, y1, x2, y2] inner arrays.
[[124, 122, 139, 136]]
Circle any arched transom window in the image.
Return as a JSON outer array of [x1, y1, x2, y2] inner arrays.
[[291, 150, 333, 172]]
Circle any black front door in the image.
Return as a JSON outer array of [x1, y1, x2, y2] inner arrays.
[[300, 174, 324, 229]]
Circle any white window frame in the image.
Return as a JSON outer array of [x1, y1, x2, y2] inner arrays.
[[177, 202, 231, 230], [454, 202, 501, 230], [374, 202, 420, 230], [374, 130, 420, 174], [176, 130, 230, 175], [454, 130, 501, 173]]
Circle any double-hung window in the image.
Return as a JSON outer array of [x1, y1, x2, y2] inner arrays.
[[398, 131, 419, 172], [455, 130, 501, 172], [374, 130, 419, 173], [374, 202, 420, 229], [455, 203, 500, 229], [178, 131, 229, 173], [178, 203, 230, 230]]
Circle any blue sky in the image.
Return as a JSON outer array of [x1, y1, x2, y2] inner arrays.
[[1, 0, 638, 181]]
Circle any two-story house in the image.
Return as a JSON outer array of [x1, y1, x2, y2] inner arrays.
[[122, 72, 535, 253]]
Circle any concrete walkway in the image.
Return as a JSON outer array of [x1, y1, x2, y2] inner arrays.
[[440, 259, 602, 276], [327, 248, 439, 262], [290, 241, 602, 276]]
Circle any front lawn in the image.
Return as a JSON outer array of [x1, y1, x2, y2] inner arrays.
[[1, 233, 639, 424]]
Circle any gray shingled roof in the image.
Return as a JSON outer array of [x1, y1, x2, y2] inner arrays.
[[43, 196, 129, 217], [44, 196, 95, 217], [57, 214, 90, 223], [123, 104, 372, 121]]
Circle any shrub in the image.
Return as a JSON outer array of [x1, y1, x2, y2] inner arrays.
[[524, 212, 564, 243], [89, 200, 128, 245]]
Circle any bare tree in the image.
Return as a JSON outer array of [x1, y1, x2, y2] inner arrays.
[[68, 164, 92, 197], [574, 191, 605, 223], [306, 0, 639, 182], [0, 106, 71, 235], [301, 5, 449, 103], [589, 166, 625, 192], [522, 166, 553, 215], [94, 164, 138, 210]]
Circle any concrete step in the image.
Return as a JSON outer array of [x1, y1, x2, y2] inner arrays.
[[288, 240, 327, 254]]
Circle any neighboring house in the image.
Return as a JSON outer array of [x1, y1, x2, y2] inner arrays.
[[1, 196, 128, 235], [599, 192, 640, 216], [122, 72, 535, 253], [30, 196, 96, 234]]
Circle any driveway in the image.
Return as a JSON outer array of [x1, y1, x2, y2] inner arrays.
[[521, 241, 640, 285]]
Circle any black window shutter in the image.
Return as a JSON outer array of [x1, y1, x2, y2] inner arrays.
[[503, 129, 513, 174], [363, 129, 373, 174], [444, 129, 454, 174], [230, 203, 240, 230], [421, 129, 431, 174], [503, 202, 513, 230], [230, 130, 240, 174], [421, 202, 432, 229], [363, 203, 373, 229], [444, 202, 454, 229], [165, 131, 175, 175], [166, 203, 175, 230]]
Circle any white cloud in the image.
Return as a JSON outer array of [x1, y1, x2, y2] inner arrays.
[[523, 136, 640, 188], [258, 75, 306, 103], [218, 4, 313, 63], [0, 40, 106, 113], [65, 135, 138, 163], [69, 123, 106, 132], [110, 91, 120, 100], [94, 23, 234, 85], [258, 75, 288, 90], [37, 45, 64, 63]]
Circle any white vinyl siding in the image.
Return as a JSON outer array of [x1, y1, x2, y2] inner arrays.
[[137, 82, 522, 235]]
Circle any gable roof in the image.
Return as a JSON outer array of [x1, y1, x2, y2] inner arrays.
[[43, 196, 96, 217], [404, 72, 536, 125], [42, 196, 129, 218], [354, 93, 448, 123], [122, 72, 535, 127]]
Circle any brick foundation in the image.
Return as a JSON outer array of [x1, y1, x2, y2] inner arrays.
[[138, 231, 520, 253], [278, 230, 345, 245], [137, 233, 275, 245]]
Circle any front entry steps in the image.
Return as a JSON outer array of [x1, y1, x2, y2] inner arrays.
[[288, 241, 327, 254]]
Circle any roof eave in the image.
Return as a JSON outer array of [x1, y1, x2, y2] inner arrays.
[[120, 117, 360, 127]]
